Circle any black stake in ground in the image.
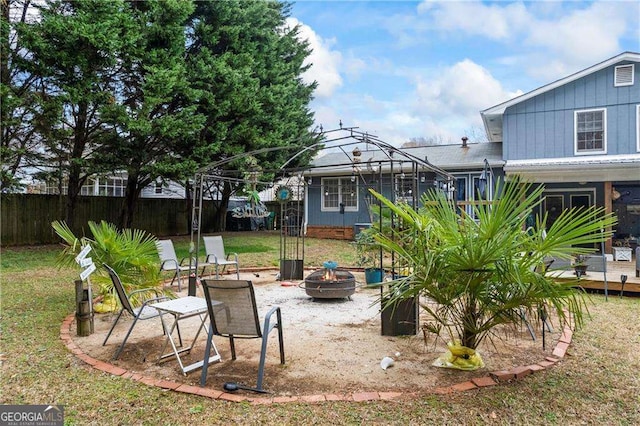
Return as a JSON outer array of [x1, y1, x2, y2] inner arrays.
[[540, 307, 547, 351], [620, 274, 628, 297], [223, 382, 270, 394]]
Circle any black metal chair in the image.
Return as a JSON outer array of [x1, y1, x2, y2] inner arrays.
[[199, 279, 284, 393], [102, 264, 175, 360]]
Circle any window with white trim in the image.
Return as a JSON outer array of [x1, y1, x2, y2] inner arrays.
[[321, 177, 358, 211], [155, 181, 163, 194], [614, 64, 634, 87], [575, 108, 606, 154], [80, 179, 96, 195], [97, 177, 125, 196]]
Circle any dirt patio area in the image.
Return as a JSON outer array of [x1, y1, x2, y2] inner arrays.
[[70, 270, 561, 397]]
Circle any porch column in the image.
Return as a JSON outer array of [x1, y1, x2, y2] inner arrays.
[[604, 181, 613, 255]]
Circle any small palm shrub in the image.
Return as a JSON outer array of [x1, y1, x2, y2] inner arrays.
[[52, 220, 165, 307], [369, 176, 617, 351]]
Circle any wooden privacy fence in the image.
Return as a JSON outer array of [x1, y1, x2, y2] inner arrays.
[[1, 194, 192, 245], [1, 194, 285, 246]]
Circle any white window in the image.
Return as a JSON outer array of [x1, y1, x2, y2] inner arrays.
[[45, 182, 67, 195], [97, 177, 125, 196], [451, 173, 490, 219], [575, 108, 606, 154], [321, 177, 358, 211], [155, 181, 163, 194], [614, 64, 634, 87], [80, 179, 96, 195]]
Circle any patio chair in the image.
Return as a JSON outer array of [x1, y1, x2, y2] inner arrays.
[[199, 279, 284, 393], [156, 239, 196, 291], [102, 264, 177, 360], [202, 236, 239, 279]]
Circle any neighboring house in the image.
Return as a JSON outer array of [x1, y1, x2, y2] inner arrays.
[[481, 51, 640, 254], [303, 141, 504, 240], [31, 173, 187, 199]]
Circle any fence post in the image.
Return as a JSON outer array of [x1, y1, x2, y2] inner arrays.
[[75, 279, 94, 336]]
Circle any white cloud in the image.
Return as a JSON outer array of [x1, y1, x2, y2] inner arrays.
[[293, 1, 637, 145], [416, 0, 635, 82], [417, 0, 530, 40], [524, 2, 631, 78], [286, 17, 343, 98], [411, 59, 522, 141]]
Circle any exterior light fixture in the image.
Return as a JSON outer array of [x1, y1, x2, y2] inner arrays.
[[478, 159, 492, 199]]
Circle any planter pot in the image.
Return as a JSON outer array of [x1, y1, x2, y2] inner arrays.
[[381, 296, 419, 336], [280, 259, 304, 280], [364, 267, 384, 285], [574, 264, 589, 277]]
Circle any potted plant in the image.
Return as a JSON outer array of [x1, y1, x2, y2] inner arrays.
[[573, 254, 589, 277], [355, 228, 383, 285], [368, 175, 616, 363]]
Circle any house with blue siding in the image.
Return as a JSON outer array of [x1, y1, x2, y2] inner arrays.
[[304, 52, 639, 256], [304, 141, 504, 240], [481, 51, 640, 255]]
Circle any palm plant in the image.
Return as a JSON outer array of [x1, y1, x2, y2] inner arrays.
[[52, 220, 165, 305], [369, 176, 617, 350]]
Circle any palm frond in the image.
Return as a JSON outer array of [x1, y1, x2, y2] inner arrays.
[[368, 176, 616, 349]]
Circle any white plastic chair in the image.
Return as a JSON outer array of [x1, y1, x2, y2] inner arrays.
[[202, 236, 239, 279], [156, 239, 195, 291]]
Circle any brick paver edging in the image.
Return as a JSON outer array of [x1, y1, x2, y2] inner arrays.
[[60, 313, 573, 404]]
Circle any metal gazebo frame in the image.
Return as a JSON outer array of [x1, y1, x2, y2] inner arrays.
[[187, 126, 455, 296]]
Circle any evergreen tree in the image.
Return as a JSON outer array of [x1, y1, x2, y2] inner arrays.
[[101, 0, 203, 228], [186, 0, 318, 230], [17, 0, 136, 228], [1, 0, 48, 192]]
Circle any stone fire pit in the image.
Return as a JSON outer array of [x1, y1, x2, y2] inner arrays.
[[301, 269, 357, 300]]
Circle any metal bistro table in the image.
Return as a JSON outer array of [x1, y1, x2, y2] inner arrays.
[[151, 296, 222, 375]]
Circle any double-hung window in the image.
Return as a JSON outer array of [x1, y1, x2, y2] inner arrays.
[[575, 108, 606, 154], [321, 177, 358, 211], [98, 177, 125, 196]]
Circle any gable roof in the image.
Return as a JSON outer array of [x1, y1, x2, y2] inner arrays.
[[481, 51, 640, 143], [306, 142, 504, 176]]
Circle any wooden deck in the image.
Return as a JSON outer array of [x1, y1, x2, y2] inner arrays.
[[554, 259, 640, 296]]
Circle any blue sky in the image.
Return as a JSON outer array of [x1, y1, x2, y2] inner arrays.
[[288, 0, 640, 145]]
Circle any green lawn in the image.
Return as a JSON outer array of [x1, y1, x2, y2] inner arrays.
[[1, 233, 639, 425]]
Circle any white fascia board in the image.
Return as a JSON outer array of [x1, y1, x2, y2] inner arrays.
[[504, 154, 640, 182], [481, 52, 640, 117], [505, 153, 640, 168]]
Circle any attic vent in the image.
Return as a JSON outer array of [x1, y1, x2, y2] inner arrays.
[[614, 64, 634, 87]]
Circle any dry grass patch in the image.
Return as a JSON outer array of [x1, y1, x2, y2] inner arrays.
[[1, 238, 639, 425]]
